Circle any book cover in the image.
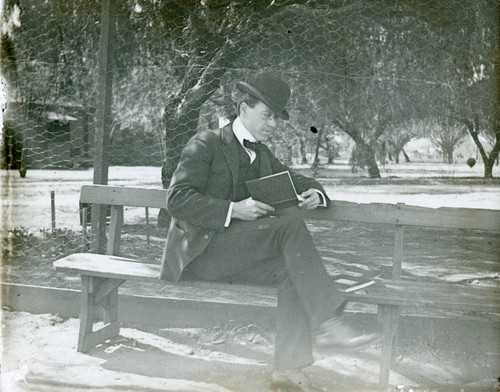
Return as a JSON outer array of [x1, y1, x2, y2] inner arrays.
[[245, 171, 301, 209]]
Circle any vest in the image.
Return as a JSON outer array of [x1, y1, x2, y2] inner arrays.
[[234, 141, 261, 202]]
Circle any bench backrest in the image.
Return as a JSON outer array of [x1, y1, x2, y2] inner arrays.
[[81, 185, 500, 231], [81, 184, 500, 280], [81, 185, 167, 209]]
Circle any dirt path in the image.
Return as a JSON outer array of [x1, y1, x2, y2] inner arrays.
[[2, 311, 499, 392]]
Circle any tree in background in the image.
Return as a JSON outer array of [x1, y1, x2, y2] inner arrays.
[[434, 0, 499, 177], [429, 118, 467, 164], [458, 2, 500, 178], [3, 0, 498, 187], [381, 120, 421, 164], [1, 1, 20, 100], [2, 0, 101, 106]]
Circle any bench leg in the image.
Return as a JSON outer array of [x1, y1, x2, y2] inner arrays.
[[77, 276, 123, 353], [104, 286, 119, 332], [378, 304, 400, 387], [78, 275, 95, 352]]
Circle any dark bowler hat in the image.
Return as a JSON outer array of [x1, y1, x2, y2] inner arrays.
[[236, 71, 291, 120]]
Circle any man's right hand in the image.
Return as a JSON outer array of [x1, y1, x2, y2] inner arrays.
[[232, 197, 274, 221]]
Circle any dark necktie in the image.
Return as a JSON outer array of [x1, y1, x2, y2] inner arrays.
[[244, 139, 272, 176], [243, 139, 261, 151]]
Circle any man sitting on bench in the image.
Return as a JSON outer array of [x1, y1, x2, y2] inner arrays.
[[160, 71, 379, 387]]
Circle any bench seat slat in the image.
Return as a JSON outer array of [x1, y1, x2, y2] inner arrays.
[[54, 253, 499, 312], [53, 253, 279, 295], [350, 279, 500, 312], [54, 253, 160, 282]]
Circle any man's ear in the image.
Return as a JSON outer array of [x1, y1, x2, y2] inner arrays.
[[240, 101, 248, 115]]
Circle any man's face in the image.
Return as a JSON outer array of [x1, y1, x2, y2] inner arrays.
[[240, 101, 279, 142]]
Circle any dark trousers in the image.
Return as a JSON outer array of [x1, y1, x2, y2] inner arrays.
[[184, 214, 346, 370]]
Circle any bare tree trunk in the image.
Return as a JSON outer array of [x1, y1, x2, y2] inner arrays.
[[299, 138, 308, 164], [446, 149, 453, 164], [312, 127, 323, 168], [402, 148, 410, 163], [365, 147, 381, 178], [464, 117, 500, 179], [327, 148, 335, 164], [483, 140, 500, 178], [356, 139, 381, 178], [394, 147, 401, 164]]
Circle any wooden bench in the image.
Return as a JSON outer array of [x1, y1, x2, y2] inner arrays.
[[53, 184, 500, 386]]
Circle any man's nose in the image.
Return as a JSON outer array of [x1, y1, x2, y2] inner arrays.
[[268, 116, 277, 127]]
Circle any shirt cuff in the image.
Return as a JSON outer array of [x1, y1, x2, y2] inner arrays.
[[313, 189, 327, 207], [224, 201, 234, 227]]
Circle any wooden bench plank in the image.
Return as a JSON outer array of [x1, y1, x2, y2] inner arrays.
[[80, 185, 500, 231], [81, 185, 167, 208], [53, 253, 279, 295], [350, 279, 500, 312], [54, 253, 161, 282], [283, 200, 500, 231], [54, 254, 499, 312]]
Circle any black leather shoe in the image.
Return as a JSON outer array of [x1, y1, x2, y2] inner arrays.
[[314, 317, 381, 351]]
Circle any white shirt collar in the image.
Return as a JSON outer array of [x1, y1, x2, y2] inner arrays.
[[232, 117, 256, 145]]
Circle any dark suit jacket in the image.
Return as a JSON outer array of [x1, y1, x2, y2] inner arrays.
[[159, 122, 329, 281]]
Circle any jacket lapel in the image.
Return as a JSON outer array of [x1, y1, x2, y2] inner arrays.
[[221, 123, 240, 199]]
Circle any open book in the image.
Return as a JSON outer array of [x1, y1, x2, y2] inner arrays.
[[245, 171, 301, 209]]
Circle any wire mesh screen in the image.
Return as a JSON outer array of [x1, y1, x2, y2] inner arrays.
[[3, 0, 498, 175], [1, 0, 499, 288]]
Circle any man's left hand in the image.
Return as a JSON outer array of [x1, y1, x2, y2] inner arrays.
[[298, 188, 320, 210]]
